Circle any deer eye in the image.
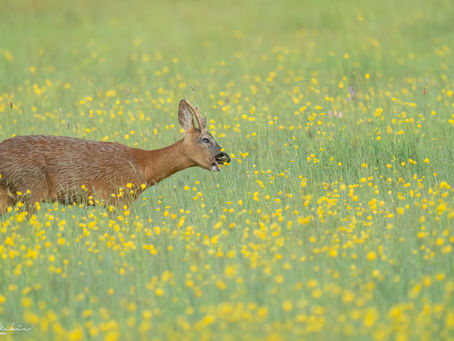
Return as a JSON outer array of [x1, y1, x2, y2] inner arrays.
[[202, 138, 210, 144]]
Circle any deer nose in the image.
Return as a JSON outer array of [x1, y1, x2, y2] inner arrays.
[[215, 152, 231, 164]]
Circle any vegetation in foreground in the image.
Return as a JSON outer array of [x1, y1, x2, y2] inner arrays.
[[1, 0, 454, 339]]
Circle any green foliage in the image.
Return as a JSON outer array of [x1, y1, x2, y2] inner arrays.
[[1, 0, 454, 339]]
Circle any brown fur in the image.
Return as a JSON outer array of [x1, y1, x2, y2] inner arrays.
[[0, 98, 229, 215]]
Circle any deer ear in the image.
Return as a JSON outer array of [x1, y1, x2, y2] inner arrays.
[[178, 100, 194, 131]]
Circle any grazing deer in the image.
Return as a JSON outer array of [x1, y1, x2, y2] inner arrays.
[[0, 97, 230, 215]]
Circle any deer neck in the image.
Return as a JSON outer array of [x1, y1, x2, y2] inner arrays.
[[136, 139, 195, 186]]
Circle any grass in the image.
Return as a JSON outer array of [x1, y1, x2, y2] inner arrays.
[[1, 0, 454, 340]]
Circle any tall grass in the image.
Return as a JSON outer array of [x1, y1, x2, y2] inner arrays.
[[1, 0, 454, 339]]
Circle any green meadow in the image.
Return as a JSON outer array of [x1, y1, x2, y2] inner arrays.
[[1, 0, 454, 339]]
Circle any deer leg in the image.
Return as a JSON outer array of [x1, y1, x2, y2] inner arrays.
[[0, 185, 15, 216], [23, 187, 48, 216]]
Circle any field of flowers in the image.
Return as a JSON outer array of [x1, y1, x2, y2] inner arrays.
[[1, 0, 454, 339]]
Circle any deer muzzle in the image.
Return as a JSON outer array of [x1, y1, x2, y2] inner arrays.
[[211, 152, 231, 172]]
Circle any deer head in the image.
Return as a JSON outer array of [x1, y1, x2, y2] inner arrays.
[[178, 97, 230, 172]]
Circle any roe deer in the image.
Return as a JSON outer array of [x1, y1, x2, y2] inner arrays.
[[0, 97, 230, 215]]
